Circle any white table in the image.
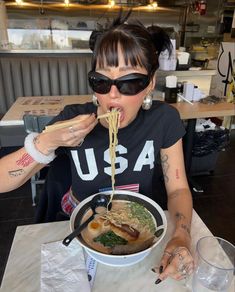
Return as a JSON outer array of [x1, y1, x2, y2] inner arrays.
[[1, 210, 234, 292]]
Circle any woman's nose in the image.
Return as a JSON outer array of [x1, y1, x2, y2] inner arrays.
[[109, 85, 121, 98]]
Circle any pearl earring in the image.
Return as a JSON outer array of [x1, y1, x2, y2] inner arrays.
[[92, 94, 99, 107], [142, 92, 153, 110]]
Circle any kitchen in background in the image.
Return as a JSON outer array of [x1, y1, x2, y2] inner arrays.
[[1, 0, 234, 60]]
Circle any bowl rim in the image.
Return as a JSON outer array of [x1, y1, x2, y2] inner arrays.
[[70, 190, 167, 259]]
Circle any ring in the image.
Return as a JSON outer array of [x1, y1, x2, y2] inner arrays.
[[163, 251, 172, 257], [180, 269, 187, 277], [178, 263, 188, 277], [78, 138, 84, 147], [69, 126, 77, 138], [69, 126, 74, 133]]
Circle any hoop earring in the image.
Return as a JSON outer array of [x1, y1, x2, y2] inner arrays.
[[142, 92, 153, 110], [92, 94, 99, 107]]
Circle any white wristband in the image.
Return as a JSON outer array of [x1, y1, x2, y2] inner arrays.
[[24, 132, 56, 164]]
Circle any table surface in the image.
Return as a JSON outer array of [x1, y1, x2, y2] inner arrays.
[[1, 210, 234, 292], [0, 95, 235, 125]]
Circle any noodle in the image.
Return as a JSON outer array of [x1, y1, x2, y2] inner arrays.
[[98, 109, 120, 203], [106, 109, 120, 202]]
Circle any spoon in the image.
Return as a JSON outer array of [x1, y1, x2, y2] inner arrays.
[[62, 194, 112, 246]]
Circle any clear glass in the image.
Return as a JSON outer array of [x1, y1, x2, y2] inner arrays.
[[192, 236, 235, 292]]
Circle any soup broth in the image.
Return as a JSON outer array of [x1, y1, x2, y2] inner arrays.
[[80, 200, 156, 255]]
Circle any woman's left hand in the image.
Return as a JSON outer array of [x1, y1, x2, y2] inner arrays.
[[153, 236, 194, 283]]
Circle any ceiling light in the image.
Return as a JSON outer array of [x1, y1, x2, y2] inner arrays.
[[152, 1, 158, 9], [108, 0, 115, 8], [64, 0, 70, 7], [148, 1, 158, 10], [15, 0, 23, 5]]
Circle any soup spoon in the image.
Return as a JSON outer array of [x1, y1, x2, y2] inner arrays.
[[62, 194, 112, 247]]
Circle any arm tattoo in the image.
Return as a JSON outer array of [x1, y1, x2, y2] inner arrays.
[[161, 154, 169, 183], [180, 224, 191, 235], [175, 212, 191, 235], [16, 153, 34, 167], [34, 136, 40, 145], [176, 168, 180, 179], [8, 169, 25, 177], [175, 212, 186, 221]]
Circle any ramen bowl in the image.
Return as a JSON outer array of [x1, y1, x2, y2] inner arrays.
[[70, 190, 167, 267]]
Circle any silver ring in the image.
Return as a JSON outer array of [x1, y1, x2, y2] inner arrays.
[[78, 138, 84, 147], [180, 269, 187, 277], [178, 262, 188, 276], [69, 126, 74, 133], [163, 251, 172, 257]]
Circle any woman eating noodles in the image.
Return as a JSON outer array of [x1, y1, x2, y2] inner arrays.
[[0, 11, 194, 284]]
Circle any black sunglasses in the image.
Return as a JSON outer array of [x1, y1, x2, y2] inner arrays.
[[88, 71, 150, 96]]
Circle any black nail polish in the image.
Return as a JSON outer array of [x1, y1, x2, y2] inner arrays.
[[159, 265, 163, 273], [151, 268, 156, 273], [155, 278, 162, 285]]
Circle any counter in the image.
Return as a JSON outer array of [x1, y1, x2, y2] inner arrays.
[[0, 50, 216, 114], [155, 69, 216, 96]]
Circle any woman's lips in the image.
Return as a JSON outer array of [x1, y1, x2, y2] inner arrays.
[[108, 106, 124, 123]]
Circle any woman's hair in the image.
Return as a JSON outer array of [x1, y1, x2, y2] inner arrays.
[[89, 10, 172, 78]]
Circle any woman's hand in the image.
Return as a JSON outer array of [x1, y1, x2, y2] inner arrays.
[[153, 235, 194, 284], [34, 114, 98, 155]]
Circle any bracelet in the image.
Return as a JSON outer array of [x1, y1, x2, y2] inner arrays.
[[24, 132, 56, 164]]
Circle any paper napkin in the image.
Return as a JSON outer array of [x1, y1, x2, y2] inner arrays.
[[41, 240, 91, 292]]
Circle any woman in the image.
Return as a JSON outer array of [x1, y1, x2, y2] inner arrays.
[[0, 11, 193, 284]]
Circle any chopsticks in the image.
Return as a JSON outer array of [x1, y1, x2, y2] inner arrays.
[[43, 112, 111, 133], [97, 113, 111, 120], [43, 120, 81, 133]]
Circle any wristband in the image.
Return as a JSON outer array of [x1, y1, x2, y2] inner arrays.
[[24, 132, 56, 164]]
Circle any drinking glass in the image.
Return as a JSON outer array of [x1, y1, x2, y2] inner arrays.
[[192, 236, 235, 292]]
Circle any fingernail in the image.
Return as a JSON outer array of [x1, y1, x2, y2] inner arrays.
[[159, 265, 163, 273], [155, 278, 162, 285], [151, 268, 156, 273]]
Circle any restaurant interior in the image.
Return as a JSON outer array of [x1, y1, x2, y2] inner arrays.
[[0, 0, 234, 290]]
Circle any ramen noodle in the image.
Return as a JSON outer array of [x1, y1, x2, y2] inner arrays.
[[98, 109, 120, 202], [80, 200, 156, 255]]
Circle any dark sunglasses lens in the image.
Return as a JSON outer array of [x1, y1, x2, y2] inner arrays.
[[88, 75, 111, 94], [118, 77, 149, 95]]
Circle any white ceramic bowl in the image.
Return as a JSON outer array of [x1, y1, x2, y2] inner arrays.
[[70, 190, 167, 267]]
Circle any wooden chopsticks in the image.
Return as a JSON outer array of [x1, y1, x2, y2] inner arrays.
[[43, 120, 81, 133], [43, 112, 111, 133]]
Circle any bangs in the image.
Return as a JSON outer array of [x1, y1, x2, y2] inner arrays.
[[93, 31, 147, 70]]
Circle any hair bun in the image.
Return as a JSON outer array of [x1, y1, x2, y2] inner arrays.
[[147, 25, 172, 56], [89, 30, 104, 51], [89, 9, 132, 51]]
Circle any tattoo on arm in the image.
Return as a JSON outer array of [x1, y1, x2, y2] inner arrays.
[[176, 168, 180, 179], [8, 169, 25, 177], [16, 153, 34, 167], [180, 224, 191, 235], [175, 212, 186, 221], [175, 212, 190, 235], [161, 154, 169, 183]]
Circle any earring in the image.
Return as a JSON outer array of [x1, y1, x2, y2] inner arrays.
[[92, 94, 99, 107], [142, 92, 153, 110]]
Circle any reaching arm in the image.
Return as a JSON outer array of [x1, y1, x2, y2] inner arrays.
[[161, 138, 192, 248], [154, 138, 194, 282], [0, 113, 98, 193]]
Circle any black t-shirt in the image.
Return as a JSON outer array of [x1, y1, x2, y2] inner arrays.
[[50, 101, 185, 201]]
